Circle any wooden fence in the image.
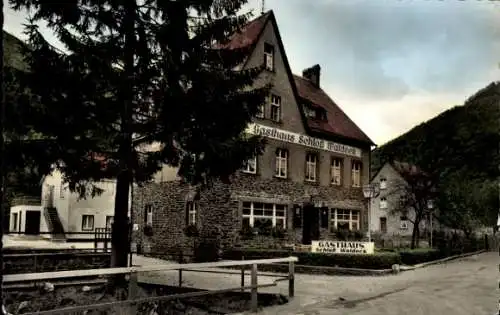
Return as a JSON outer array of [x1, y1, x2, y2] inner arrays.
[[3, 256, 298, 314]]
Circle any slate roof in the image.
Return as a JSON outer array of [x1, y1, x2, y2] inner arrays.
[[224, 11, 374, 146]]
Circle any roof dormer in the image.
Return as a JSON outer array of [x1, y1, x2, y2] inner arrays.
[[303, 103, 327, 121]]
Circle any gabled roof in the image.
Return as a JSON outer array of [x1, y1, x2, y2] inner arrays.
[[221, 11, 271, 50], [294, 75, 374, 145], [224, 11, 374, 146], [371, 160, 426, 183]]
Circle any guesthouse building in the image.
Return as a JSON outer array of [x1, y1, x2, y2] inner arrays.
[[132, 11, 375, 254]]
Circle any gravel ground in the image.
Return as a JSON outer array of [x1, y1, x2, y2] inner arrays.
[[135, 252, 498, 315]]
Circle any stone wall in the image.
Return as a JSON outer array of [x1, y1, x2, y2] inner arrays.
[[133, 172, 367, 254]]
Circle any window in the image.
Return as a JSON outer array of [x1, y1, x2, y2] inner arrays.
[[270, 94, 281, 122], [320, 208, 329, 229], [242, 156, 257, 174], [242, 202, 287, 229], [380, 217, 387, 233], [351, 161, 362, 187], [399, 195, 408, 207], [275, 149, 288, 178], [144, 204, 153, 226], [186, 201, 197, 225], [293, 206, 302, 228], [304, 106, 315, 118], [400, 217, 409, 230], [331, 158, 342, 185], [330, 209, 360, 232], [380, 178, 387, 190], [380, 197, 388, 209], [59, 182, 65, 199], [305, 154, 318, 182], [256, 103, 265, 118], [11, 213, 18, 232], [105, 216, 114, 229], [82, 215, 95, 231], [264, 43, 274, 71]]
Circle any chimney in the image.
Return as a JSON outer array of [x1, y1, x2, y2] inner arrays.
[[302, 64, 321, 87]]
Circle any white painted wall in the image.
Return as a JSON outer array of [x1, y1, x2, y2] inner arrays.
[[9, 205, 48, 234], [370, 163, 428, 236], [41, 170, 132, 238]]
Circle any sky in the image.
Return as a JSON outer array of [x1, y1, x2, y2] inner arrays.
[[3, 0, 499, 146]]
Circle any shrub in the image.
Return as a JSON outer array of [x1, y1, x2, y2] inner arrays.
[[184, 224, 199, 237], [271, 226, 286, 239], [239, 225, 255, 240], [143, 225, 153, 237], [399, 249, 445, 265], [222, 249, 401, 269], [193, 239, 220, 262]]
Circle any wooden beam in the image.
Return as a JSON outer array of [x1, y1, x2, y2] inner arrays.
[[3, 257, 298, 283]]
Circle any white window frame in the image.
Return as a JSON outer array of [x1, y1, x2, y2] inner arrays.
[[256, 103, 265, 118], [275, 149, 288, 178], [304, 106, 315, 118], [145, 204, 153, 226], [270, 94, 281, 122], [380, 217, 387, 233], [351, 161, 361, 187], [82, 215, 94, 231], [305, 154, 317, 182], [243, 156, 257, 174], [380, 197, 388, 209], [59, 182, 65, 199], [400, 220, 409, 230], [105, 216, 114, 229], [380, 178, 387, 190], [242, 202, 287, 229], [331, 158, 342, 185], [330, 209, 360, 231], [264, 43, 274, 71], [187, 201, 197, 225]]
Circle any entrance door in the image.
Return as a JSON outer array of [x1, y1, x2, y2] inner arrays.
[[25, 211, 41, 235], [302, 204, 320, 245]]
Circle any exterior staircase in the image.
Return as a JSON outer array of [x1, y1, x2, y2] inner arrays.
[[44, 207, 66, 241]]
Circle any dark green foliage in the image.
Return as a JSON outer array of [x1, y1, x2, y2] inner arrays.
[[193, 239, 220, 262], [222, 249, 402, 270], [333, 229, 364, 241], [371, 82, 500, 231], [10, 0, 269, 268], [398, 249, 444, 265], [184, 224, 199, 237]]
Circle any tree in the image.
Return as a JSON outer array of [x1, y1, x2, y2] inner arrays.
[[10, 0, 268, 282], [386, 162, 436, 249], [437, 173, 499, 238]]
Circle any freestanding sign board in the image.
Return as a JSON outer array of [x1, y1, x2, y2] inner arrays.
[[311, 241, 375, 255]]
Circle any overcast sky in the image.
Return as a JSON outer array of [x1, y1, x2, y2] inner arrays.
[[4, 0, 499, 145]]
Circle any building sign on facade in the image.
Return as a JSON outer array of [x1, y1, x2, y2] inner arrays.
[[311, 240, 375, 254], [246, 123, 362, 158]]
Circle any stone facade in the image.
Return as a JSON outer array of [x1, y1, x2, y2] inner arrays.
[[132, 11, 373, 255]]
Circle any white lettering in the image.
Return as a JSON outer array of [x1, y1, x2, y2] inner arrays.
[[246, 123, 361, 158]]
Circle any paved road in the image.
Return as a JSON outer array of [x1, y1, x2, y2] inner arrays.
[[135, 252, 498, 315]]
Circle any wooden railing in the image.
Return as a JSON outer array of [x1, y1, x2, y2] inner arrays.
[[3, 256, 298, 314]]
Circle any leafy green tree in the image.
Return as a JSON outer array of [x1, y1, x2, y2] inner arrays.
[[10, 0, 268, 278], [385, 164, 436, 249]]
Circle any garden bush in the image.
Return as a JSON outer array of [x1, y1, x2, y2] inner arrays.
[[223, 249, 401, 270], [398, 248, 445, 265]]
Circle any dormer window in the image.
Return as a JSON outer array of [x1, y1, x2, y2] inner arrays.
[[304, 106, 315, 118], [264, 43, 274, 71], [303, 104, 326, 121]]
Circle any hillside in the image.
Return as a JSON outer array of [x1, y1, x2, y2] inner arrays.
[[371, 81, 500, 182]]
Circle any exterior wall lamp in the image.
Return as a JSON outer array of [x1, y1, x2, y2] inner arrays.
[[363, 182, 380, 243]]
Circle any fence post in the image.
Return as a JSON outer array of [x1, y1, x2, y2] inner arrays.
[[240, 255, 245, 292], [250, 263, 258, 313], [178, 269, 183, 287], [128, 271, 138, 314], [288, 258, 295, 298]]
